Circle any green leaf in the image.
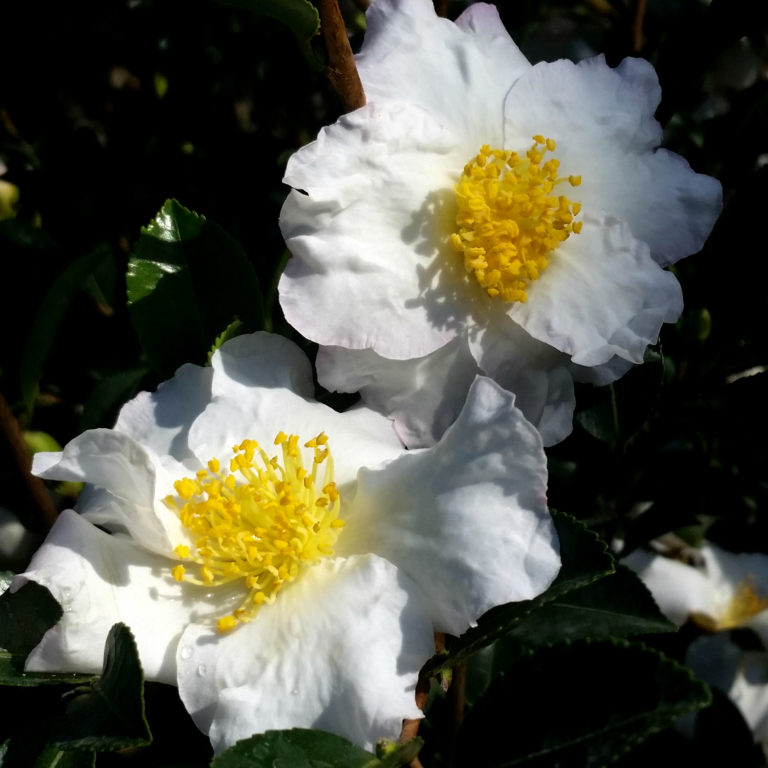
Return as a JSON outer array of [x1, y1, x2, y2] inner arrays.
[[498, 564, 676, 650], [127, 199, 263, 378], [213, 0, 319, 41], [77, 366, 149, 432], [211, 729, 421, 768], [50, 623, 151, 752], [575, 346, 665, 447], [455, 639, 711, 767], [0, 581, 62, 661], [32, 746, 96, 768], [207, 317, 244, 364], [432, 511, 614, 671], [0, 650, 91, 687], [20, 245, 112, 414]]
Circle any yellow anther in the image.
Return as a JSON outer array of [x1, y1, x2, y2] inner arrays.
[[166, 432, 344, 633], [451, 136, 582, 303], [217, 615, 238, 632]]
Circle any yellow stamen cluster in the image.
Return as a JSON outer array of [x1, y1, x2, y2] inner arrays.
[[450, 136, 582, 303], [692, 577, 768, 632], [164, 432, 344, 633]]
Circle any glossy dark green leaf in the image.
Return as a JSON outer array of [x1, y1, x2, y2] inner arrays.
[[213, 0, 319, 41], [127, 199, 263, 378], [211, 729, 421, 768], [50, 623, 150, 751], [575, 346, 664, 447], [0, 581, 62, 661], [455, 639, 711, 768], [77, 366, 149, 432], [499, 564, 676, 649], [20, 245, 112, 414], [0, 651, 91, 687], [432, 511, 614, 671]]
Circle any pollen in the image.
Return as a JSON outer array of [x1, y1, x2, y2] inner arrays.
[[165, 432, 343, 633], [450, 137, 582, 303]]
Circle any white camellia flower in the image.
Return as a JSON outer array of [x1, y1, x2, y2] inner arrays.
[[623, 543, 768, 645], [14, 332, 560, 754], [278, 0, 722, 447]]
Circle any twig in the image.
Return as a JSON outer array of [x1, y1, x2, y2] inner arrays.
[[318, 0, 366, 112], [632, 0, 647, 53], [0, 392, 58, 533]]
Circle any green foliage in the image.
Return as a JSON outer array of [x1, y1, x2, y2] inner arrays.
[[212, 730, 421, 768], [454, 640, 711, 768], [0, 581, 62, 662], [20, 246, 113, 416], [213, 0, 319, 40], [49, 623, 150, 751], [434, 511, 614, 672], [127, 199, 264, 378]]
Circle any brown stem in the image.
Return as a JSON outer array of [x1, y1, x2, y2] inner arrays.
[[0, 392, 58, 533], [318, 0, 366, 112], [434, 0, 448, 17], [632, 0, 647, 53]]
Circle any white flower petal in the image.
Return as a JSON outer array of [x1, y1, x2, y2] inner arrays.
[[622, 549, 716, 626], [358, 0, 528, 148], [316, 336, 480, 448], [339, 377, 559, 635], [176, 555, 433, 753], [31, 429, 178, 551], [209, 331, 314, 400], [186, 391, 403, 490], [15, 510, 221, 684], [114, 363, 213, 463], [503, 55, 722, 265], [280, 100, 471, 359], [508, 214, 683, 367], [469, 317, 576, 446]]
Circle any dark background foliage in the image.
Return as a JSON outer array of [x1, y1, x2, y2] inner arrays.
[[1, 0, 768, 765]]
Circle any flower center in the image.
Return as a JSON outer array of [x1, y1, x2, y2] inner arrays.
[[164, 432, 344, 633], [450, 136, 582, 303], [692, 577, 768, 632]]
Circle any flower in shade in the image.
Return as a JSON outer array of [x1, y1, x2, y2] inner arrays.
[[278, 0, 722, 447], [624, 543, 768, 644], [15, 332, 560, 753]]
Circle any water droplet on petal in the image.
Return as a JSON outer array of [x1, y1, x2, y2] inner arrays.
[[196, 664, 207, 677], [291, 687, 300, 695], [180, 646, 193, 661]]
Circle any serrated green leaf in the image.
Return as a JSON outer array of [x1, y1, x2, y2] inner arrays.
[[0, 581, 62, 661], [207, 318, 244, 364], [0, 650, 92, 687], [498, 564, 676, 650], [432, 511, 614, 671], [50, 623, 150, 752], [20, 245, 113, 414], [455, 639, 711, 768], [211, 728, 388, 768], [127, 199, 263, 378]]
